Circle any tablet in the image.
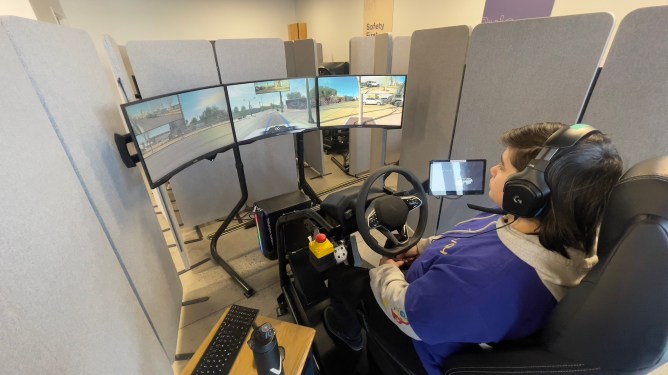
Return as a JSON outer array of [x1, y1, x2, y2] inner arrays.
[[429, 159, 486, 196]]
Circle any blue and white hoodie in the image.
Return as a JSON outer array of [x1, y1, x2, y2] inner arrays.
[[369, 213, 598, 375]]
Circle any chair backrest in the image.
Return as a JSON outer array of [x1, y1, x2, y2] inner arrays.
[[543, 155, 668, 372]]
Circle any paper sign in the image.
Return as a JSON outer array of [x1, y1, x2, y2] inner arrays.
[[363, 0, 394, 36], [482, 0, 555, 23]]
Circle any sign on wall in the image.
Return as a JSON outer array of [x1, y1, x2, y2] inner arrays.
[[482, 0, 555, 23], [363, 0, 394, 36]]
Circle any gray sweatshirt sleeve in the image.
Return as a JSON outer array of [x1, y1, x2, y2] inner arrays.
[[415, 235, 442, 255], [369, 264, 422, 340]]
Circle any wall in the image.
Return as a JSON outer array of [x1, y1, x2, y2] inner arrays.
[[58, 0, 296, 44], [1, 0, 36, 19], [20, 0, 668, 64], [295, 0, 362, 62]]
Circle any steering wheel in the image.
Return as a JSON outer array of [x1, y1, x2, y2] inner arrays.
[[355, 165, 428, 258]]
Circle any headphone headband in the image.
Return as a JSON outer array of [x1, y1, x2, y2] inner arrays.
[[502, 124, 600, 217]]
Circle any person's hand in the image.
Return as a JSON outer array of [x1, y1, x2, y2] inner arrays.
[[379, 256, 405, 268], [395, 245, 419, 264]]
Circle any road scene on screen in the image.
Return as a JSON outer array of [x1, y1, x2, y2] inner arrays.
[[227, 78, 317, 142], [124, 86, 234, 183], [318, 75, 406, 127]]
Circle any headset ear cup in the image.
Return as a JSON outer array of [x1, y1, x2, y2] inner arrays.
[[503, 167, 550, 217]]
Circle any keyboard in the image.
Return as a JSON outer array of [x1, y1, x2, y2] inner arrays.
[[193, 304, 259, 374]]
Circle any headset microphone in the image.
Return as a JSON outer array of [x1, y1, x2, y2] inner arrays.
[[467, 204, 507, 216]]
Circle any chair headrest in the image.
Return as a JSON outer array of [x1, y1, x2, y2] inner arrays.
[[597, 155, 668, 262]]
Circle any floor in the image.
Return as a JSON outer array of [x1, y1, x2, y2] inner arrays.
[[160, 150, 385, 375]]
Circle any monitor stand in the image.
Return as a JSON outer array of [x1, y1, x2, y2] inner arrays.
[[208, 144, 255, 297]]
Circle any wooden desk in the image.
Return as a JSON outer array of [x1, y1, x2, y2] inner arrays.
[[181, 307, 316, 375]]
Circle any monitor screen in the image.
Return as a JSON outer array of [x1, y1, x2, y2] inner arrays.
[[317, 75, 406, 128], [429, 159, 486, 196], [227, 77, 318, 144], [121, 85, 234, 188]]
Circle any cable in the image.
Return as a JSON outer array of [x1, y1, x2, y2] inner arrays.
[[444, 215, 518, 240]]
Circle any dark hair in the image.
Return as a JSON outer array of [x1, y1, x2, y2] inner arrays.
[[502, 122, 623, 256]]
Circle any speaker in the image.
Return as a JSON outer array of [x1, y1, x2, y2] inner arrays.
[[503, 124, 600, 218]]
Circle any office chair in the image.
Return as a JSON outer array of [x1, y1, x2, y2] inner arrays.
[[364, 155, 668, 375]]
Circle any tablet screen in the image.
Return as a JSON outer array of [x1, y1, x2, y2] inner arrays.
[[429, 159, 486, 196]]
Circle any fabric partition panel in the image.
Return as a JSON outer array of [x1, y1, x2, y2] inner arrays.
[[103, 35, 135, 102], [399, 26, 470, 236], [294, 38, 326, 177], [349, 36, 375, 175], [582, 6, 668, 169], [317, 43, 324, 66], [284, 41, 296, 78], [0, 17, 173, 373], [214, 39, 298, 206], [437, 13, 614, 233], [126, 40, 220, 97], [385, 35, 411, 165], [369, 33, 393, 172], [4, 16, 183, 361], [125, 40, 237, 229]]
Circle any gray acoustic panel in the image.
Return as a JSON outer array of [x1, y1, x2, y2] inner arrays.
[[3, 17, 182, 360], [294, 39, 318, 76], [369, 33, 393, 172], [215, 39, 299, 205], [374, 33, 392, 74], [294, 39, 326, 176], [398, 26, 470, 235], [284, 41, 296, 77], [125, 40, 231, 227], [103, 35, 134, 102], [385, 36, 411, 165], [317, 43, 323, 66], [349, 36, 375, 175], [215, 38, 287, 83], [0, 17, 171, 374], [582, 6, 668, 169], [438, 13, 613, 232], [126, 40, 220, 97]]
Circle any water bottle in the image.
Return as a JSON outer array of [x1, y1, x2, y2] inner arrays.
[[247, 322, 284, 375]]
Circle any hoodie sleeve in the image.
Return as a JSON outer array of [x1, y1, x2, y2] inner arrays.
[[369, 264, 422, 340], [415, 235, 443, 255]]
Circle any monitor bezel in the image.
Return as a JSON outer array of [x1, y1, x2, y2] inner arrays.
[[315, 74, 407, 130], [120, 84, 237, 189], [225, 76, 320, 146], [428, 159, 487, 196]]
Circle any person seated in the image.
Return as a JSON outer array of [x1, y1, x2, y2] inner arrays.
[[322, 122, 623, 375]]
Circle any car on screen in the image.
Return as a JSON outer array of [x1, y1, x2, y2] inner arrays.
[[364, 97, 380, 105], [365, 81, 380, 87]]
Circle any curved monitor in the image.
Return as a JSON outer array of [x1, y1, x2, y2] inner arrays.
[[227, 77, 318, 144], [317, 74, 406, 129], [121, 85, 235, 188]]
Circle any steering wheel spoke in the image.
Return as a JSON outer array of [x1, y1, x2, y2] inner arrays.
[[367, 209, 381, 229], [400, 195, 423, 212]]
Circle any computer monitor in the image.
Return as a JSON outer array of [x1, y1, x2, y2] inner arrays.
[[121, 85, 235, 188], [317, 74, 406, 129], [226, 77, 318, 144]]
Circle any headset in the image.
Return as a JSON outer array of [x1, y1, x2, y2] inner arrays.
[[502, 124, 601, 218]]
